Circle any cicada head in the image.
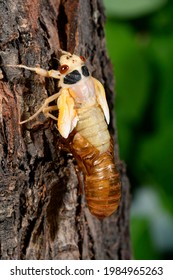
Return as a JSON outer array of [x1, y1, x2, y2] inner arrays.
[[58, 51, 90, 88]]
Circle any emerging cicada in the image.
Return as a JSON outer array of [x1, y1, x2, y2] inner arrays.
[[8, 51, 121, 219]]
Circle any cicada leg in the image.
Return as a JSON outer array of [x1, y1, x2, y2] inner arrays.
[[6, 64, 60, 79], [42, 105, 58, 121], [5, 64, 61, 124], [20, 92, 61, 124]]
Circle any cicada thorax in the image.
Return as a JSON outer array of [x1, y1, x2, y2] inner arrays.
[[69, 105, 121, 219]]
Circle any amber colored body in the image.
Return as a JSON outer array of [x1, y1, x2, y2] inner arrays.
[[69, 131, 120, 219], [68, 103, 121, 219]]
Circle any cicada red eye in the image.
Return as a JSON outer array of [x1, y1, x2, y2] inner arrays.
[[80, 56, 86, 62], [60, 64, 69, 74]]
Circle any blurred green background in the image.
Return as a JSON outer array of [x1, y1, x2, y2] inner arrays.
[[104, 0, 173, 259]]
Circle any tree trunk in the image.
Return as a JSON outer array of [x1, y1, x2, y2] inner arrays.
[[0, 0, 131, 260]]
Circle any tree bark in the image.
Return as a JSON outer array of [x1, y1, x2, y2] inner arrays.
[[0, 0, 131, 260]]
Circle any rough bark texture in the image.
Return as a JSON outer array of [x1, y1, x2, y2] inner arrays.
[[0, 0, 131, 260]]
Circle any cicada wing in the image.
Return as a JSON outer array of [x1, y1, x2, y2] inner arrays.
[[92, 77, 110, 124], [57, 89, 78, 138]]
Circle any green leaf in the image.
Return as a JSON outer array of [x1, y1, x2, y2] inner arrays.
[[137, 125, 173, 214], [104, 0, 168, 19], [149, 35, 173, 129]]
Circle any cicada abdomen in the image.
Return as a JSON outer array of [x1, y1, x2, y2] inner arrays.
[[71, 135, 121, 219], [69, 105, 121, 219]]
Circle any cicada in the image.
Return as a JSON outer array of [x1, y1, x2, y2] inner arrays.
[[8, 51, 121, 219]]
